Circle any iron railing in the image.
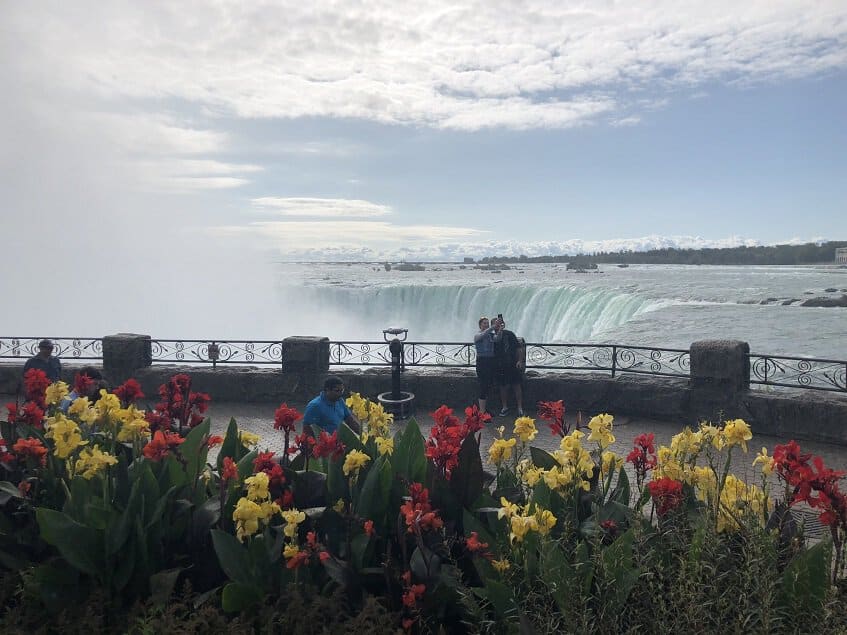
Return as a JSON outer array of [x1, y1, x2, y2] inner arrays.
[[329, 341, 691, 378], [3, 336, 846, 392], [150, 340, 283, 367], [0, 337, 102, 361], [750, 354, 847, 393]]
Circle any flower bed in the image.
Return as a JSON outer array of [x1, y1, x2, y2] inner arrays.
[[1, 370, 846, 633]]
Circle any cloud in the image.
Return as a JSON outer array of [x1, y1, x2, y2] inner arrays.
[[4, 1, 845, 131], [250, 197, 394, 217]]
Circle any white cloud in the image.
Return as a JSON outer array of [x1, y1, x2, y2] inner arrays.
[[251, 197, 394, 217], [4, 1, 845, 131]]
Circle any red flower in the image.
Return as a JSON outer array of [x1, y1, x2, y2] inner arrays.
[[465, 531, 489, 554], [626, 433, 657, 481], [314, 430, 345, 460], [286, 550, 310, 570], [648, 477, 684, 516], [363, 520, 374, 536], [274, 404, 301, 432], [537, 400, 566, 437], [425, 405, 469, 480], [400, 483, 444, 533], [13, 438, 48, 466], [222, 456, 238, 482], [73, 372, 96, 397], [5, 403, 18, 424], [206, 435, 224, 448], [0, 439, 14, 464], [20, 402, 45, 428], [18, 481, 31, 497], [290, 432, 316, 458], [142, 430, 185, 462], [113, 378, 144, 405], [23, 369, 50, 405], [463, 404, 491, 434]]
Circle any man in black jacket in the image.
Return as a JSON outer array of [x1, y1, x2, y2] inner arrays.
[[493, 317, 525, 416]]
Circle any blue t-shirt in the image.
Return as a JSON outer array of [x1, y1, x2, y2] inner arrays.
[[303, 392, 352, 433]]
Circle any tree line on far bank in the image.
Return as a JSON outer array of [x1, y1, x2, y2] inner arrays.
[[479, 240, 847, 266]]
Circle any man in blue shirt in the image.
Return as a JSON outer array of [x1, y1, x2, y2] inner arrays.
[[24, 339, 61, 382], [303, 376, 361, 434]]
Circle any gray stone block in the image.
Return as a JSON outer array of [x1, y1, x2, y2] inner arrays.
[[690, 340, 750, 392], [102, 333, 152, 384], [282, 337, 330, 373]]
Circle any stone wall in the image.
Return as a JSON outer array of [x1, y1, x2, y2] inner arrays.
[[1, 336, 845, 446]]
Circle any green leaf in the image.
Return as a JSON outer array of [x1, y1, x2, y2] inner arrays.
[[451, 434, 484, 513], [337, 423, 366, 454], [530, 446, 558, 470], [180, 418, 211, 484], [211, 529, 254, 587], [355, 456, 393, 526], [393, 418, 427, 484], [30, 561, 83, 614], [609, 465, 631, 506], [294, 470, 328, 510], [216, 418, 241, 471], [778, 538, 832, 615], [483, 578, 519, 623], [221, 582, 263, 612], [150, 568, 183, 606], [410, 545, 442, 582], [192, 495, 221, 540], [35, 508, 104, 578], [0, 481, 23, 505], [237, 450, 258, 481], [350, 533, 372, 571], [106, 474, 143, 556]]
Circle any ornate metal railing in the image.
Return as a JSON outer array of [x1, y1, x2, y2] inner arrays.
[[750, 354, 847, 393], [328, 341, 691, 378], [150, 340, 283, 367], [0, 337, 102, 361]]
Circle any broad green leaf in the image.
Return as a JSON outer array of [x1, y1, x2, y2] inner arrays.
[[355, 456, 392, 526], [337, 422, 366, 454], [609, 465, 631, 506], [0, 481, 22, 504], [150, 567, 183, 606], [106, 474, 143, 556], [180, 418, 211, 484], [530, 446, 558, 470], [451, 434, 484, 513], [35, 508, 104, 578], [410, 545, 441, 582], [778, 538, 832, 615], [237, 450, 258, 481], [192, 495, 221, 541], [393, 418, 427, 484], [211, 529, 254, 586], [216, 418, 240, 471]]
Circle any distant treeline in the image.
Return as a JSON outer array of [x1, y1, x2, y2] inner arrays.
[[479, 241, 847, 266]]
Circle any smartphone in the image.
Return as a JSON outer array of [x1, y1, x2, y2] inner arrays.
[[497, 313, 503, 321]]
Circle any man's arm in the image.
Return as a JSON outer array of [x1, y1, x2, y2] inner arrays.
[[516, 336, 526, 370]]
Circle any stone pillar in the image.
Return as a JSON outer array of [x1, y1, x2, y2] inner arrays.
[[282, 337, 330, 373], [690, 340, 750, 392], [102, 333, 152, 383], [689, 340, 750, 422]]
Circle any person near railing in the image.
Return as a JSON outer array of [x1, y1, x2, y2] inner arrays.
[[473, 317, 498, 415], [23, 339, 61, 382], [303, 375, 361, 434], [493, 316, 526, 416]]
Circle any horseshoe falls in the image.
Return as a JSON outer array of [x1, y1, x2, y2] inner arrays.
[[283, 284, 670, 342], [272, 263, 847, 358]]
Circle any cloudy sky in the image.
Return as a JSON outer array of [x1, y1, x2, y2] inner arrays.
[[2, 0, 846, 271]]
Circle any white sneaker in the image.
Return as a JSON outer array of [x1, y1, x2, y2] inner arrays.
[[499, 407, 510, 416]]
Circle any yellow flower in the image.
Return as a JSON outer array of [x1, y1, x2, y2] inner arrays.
[[535, 509, 557, 536], [333, 498, 346, 513], [488, 437, 517, 465], [498, 497, 520, 520], [559, 429, 584, 453], [346, 392, 368, 421], [600, 451, 623, 477], [491, 558, 510, 573], [510, 515, 538, 543], [45, 413, 87, 458], [95, 390, 122, 427], [283, 543, 300, 560], [73, 445, 118, 479], [245, 472, 270, 501], [342, 449, 371, 477], [116, 416, 151, 442], [259, 500, 281, 520], [670, 428, 703, 459], [366, 402, 393, 437], [375, 436, 394, 456], [45, 381, 69, 406], [587, 413, 615, 449], [282, 508, 306, 538], [518, 460, 542, 486], [513, 416, 537, 443], [723, 419, 752, 453], [753, 447, 774, 476], [700, 423, 726, 450], [239, 431, 260, 449], [233, 497, 263, 541], [693, 466, 717, 503]]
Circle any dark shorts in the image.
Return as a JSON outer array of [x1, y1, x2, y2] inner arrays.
[[476, 356, 496, 399], [496, 360, 523, 387]]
